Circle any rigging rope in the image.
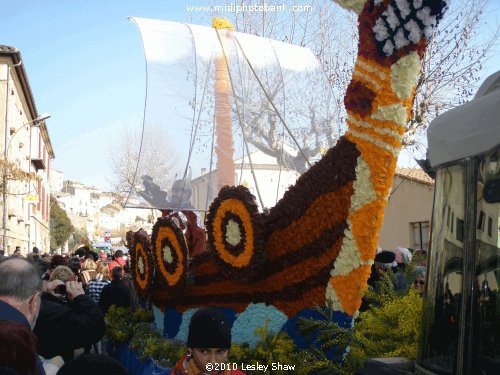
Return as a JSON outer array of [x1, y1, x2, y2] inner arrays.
[[238, 131, 245, 186], [205, 110, 217, 212], [233, 36, 312, 170]]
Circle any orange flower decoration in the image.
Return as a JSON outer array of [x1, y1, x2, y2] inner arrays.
[[151, 217, 188, 293], [130, 229, 153, 301], [206, 186, 264, 281]]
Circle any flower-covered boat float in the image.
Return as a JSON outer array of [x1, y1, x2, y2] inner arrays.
[[125, 0, 448, 346]]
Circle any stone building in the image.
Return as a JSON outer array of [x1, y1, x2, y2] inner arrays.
[[0, 46, 54, 254]]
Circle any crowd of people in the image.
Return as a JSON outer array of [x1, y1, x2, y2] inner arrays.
[[372, 246, 427, 286], [0, 246, 139, 374], [0, 244, 428, 375]]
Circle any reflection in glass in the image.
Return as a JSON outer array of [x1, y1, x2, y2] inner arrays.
[[474, 148, 500, 373], [420, 165, 465, 374]]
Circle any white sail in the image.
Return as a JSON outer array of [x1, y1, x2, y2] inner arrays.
[[124, 17, 337, 210]]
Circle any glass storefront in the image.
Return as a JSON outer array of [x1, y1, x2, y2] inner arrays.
[[418, 147, 500, 374], [473, 149, 500, 373], [420, 165, 465, 374]]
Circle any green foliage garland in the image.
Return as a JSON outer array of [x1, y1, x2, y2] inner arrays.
[[104, 306, 154, 343], [105, 306, 186, 368], [298, 266, 424, 374], [229, 323, 318, 374], [129, 323, 186, 368], [106, 307, 320, 373], [352, 288, 423, 360]]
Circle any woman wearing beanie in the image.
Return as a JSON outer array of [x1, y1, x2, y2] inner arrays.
[[171, 308, 245, 375]]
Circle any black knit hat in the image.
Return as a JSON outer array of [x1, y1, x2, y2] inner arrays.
[[187, 308, 231, 349], [374, 250, 396, 266]]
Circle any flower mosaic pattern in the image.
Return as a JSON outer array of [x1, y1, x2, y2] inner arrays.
[[129, 229, 153, 301], [151, 217, 188, 293]]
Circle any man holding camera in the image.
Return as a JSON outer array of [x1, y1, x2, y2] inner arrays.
[[34, 265, 106, 362], [0, 258, 46, 374]]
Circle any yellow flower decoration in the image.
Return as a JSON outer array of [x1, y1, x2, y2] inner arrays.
[[212, 17, 234, 30]]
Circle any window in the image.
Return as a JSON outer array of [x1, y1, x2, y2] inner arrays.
[[478, 210, 485, 231], [410, 221, 430, 251], [456, 218, 464, 243], [487, 217, 493, 237]]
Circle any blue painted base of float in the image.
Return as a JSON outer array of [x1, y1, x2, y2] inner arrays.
[[161, 303, 353, 351], [107, 342, 171, 375], [107, 304, 354, 372]]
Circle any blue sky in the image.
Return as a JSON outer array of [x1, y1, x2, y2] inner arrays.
[[1, 0, 498, 190], [1, 0, 211, 189]]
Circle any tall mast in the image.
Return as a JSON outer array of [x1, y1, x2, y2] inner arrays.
[[213, 18, 235, 192]]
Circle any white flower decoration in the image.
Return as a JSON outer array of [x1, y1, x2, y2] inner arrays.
[[384, 5, 401, 30], [163, 245, 174, 264], [383, 40, 395, 56], [138, 256, 145, 275], [225, 219, 242, 246], [395, 0, 411, 20], [405, 19, 422, 44], [334, 0, 366, 15], [391, 51, 422, 100], [374, 18, 390, 41], [373, 102, 407, 124], [172, 217, 180, 228]]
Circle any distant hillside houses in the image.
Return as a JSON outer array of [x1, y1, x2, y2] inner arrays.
[[54, 180, 159, 244]]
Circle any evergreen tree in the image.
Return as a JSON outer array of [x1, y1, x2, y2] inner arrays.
[[49, 196, 74, 251]]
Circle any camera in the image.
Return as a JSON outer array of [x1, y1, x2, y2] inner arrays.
[[54, 284, 66, 295]]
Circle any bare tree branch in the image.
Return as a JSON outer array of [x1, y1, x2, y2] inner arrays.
[[106, 126, 179, 195], [189, 0, 498, 173]]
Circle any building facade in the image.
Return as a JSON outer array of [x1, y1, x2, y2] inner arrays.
[[378, 168, 435, 251], [49, 168, 64, 194], [0, 46, 54, 254], [191, 151, 301, 211]]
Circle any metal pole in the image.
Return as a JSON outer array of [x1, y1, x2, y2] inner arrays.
[[2, 61, 22, 253]]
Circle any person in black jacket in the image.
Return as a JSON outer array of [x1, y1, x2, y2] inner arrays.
[[0, 258, 46, 375], [98, 266, 131, 315], [34, 266, 105, 362]]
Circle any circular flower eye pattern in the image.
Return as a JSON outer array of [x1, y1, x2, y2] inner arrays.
[[206, 186, 263, 280], [130, 230, 153, 301], [151, 217, 188, 291]]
